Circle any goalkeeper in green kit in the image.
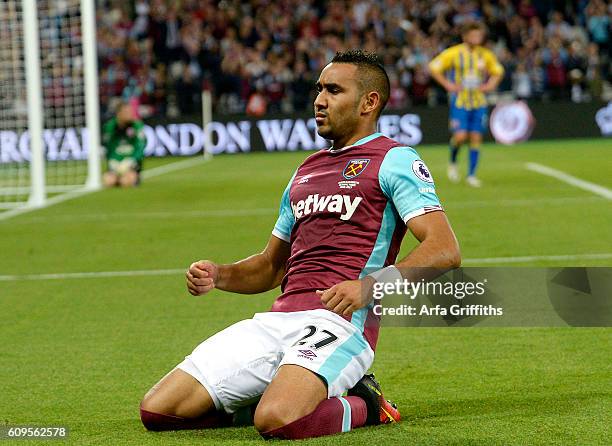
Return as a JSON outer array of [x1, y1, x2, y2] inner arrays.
[[102, 100, 146, 187]]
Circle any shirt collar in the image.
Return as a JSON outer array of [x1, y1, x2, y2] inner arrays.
[[329, 132, 383, 153]]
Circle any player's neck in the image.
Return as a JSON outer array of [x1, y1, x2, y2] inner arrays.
[[331, 128, 377, 151]]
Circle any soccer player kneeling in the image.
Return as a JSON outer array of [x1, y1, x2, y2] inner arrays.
[[140, 50, 461, 440]]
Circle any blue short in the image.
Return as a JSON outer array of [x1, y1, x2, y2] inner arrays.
[[449, 105, 488, 134]]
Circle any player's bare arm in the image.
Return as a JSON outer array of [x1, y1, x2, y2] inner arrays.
[[397, 210, 461, 269], [430, 70, 461, 93], [319, 211, 460, 316], [186, 234, 290, 296], [479, 73, 502, 93]]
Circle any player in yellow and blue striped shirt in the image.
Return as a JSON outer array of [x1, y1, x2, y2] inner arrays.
[[429, 22, 504, 187]]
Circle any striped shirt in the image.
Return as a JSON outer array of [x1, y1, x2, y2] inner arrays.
[[429, 43, 504, 110]]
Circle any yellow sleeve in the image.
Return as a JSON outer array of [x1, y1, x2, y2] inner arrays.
[[483, 50, 504, 77], [429, 47, 455, 74]]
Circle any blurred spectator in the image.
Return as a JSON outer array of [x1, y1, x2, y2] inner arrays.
[[175, 65, 201, 115], [246, 85, 267, 117], [411, 64, 430, 106], [529, 52, 547, 99], [513, 62, 532, 99], [290, 59, 314, 112], [585, 0, 610, 59], [546, 46, 569, 99], [497, 46, 516, 92], [586, 42, 605, 99], [546, 11, 573, 42], [387, 73, 408, 110], [517, 0, 537, 20], [263, 57, 292, 113], [151, 64, 168, 115], [95, 0, 612, 118]]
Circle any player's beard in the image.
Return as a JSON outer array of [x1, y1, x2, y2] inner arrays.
[[316, 100, 361, 145]]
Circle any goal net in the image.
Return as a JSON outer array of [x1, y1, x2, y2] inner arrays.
[[0, 0, 100, 216]]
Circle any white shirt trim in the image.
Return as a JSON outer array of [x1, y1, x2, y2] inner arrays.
[[402, 205, 444, 223], [327, 132, 383, 153], [271, 228, 290, 243]]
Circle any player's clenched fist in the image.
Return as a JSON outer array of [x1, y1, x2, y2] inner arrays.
[[186, 260, 218, 296]]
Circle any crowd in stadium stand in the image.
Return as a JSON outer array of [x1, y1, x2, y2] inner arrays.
[[96, 0, 611, 118]]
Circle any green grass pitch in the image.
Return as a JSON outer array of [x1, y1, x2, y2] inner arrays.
[[1, 138, 610, 445]]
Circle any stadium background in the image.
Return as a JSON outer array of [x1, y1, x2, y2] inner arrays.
[[96, 0, 611, 119], [1, 0, 611, 445]]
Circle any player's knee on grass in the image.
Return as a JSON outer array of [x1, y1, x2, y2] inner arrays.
[[254, 402, 296, 433], [119, 169, 138, 187], [140, 393, 162, 413], [254, 365, 328, 434], [140, 406, 166, 431], [139, 391, 203, 421], [103, 171, 118, 187], [140, 391, 175, 419], [140, 369, 216, 419], [139, 405, 233, 431], [139, 391, 180, 431]]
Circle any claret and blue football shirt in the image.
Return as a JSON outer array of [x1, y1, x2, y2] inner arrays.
[[270, 132, 443, 349]]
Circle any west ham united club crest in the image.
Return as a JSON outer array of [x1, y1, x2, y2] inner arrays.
[[343, 159, 370, 180]]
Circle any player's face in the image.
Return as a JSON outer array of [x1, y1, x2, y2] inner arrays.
[[463, 29, 485, 46], [314, 63, 362, 142], [117, 104, 135, 124]]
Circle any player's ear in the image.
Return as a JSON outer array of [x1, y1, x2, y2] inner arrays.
[[361, 91, 380, 116]]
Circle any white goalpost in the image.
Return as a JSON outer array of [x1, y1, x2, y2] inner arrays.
[[202, 89, 213, 161], [0, 0, 101, 216]]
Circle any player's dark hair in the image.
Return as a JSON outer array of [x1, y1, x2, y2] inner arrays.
[[331, 49, 390, 118], [461, 20, 487, 36]]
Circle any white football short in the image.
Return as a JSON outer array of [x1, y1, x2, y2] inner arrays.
[[176, 309, 374, 414]]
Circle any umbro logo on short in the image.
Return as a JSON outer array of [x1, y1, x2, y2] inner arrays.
[[298, 349, 317, 357]]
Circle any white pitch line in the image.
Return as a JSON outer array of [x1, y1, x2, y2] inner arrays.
[[1, 253, 611, 282], [141, 156, 207, 180], [0, 187, 95, 222], [10, 195, 605, 224], [526, 162, 612, 200], [0, 268, 185, 282], [8, 207, 278, 224], [462, 253, 612, 265], [447, 195, 603, 209], [0, 157, 210, 222]]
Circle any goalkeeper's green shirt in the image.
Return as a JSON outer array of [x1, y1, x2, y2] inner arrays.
[[102, 118, 146, 163]]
